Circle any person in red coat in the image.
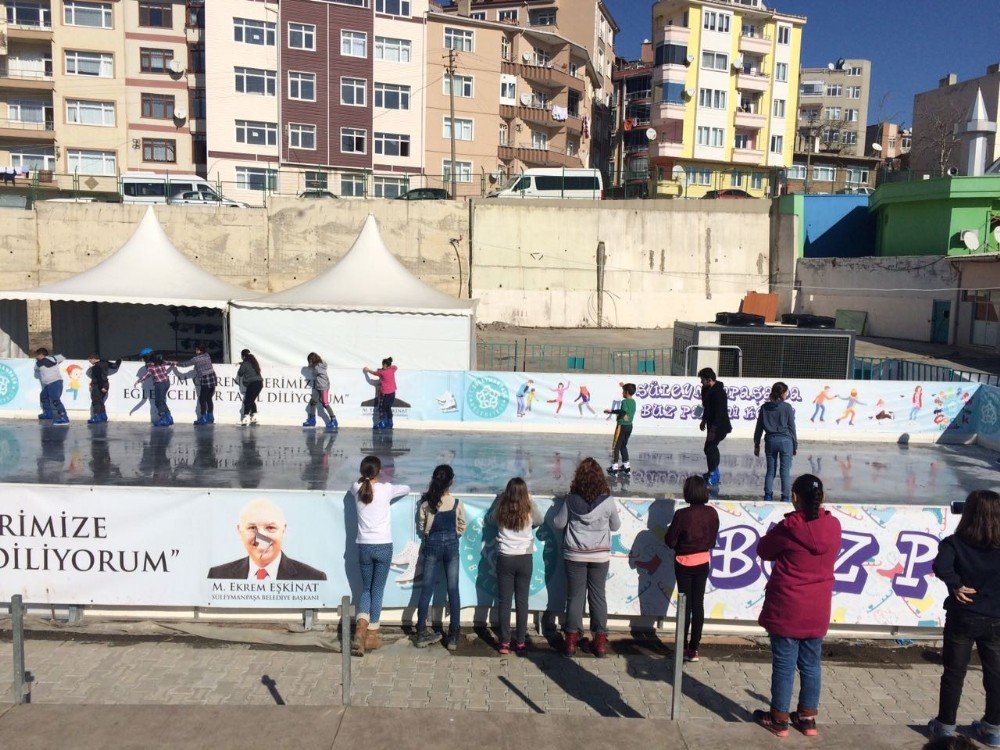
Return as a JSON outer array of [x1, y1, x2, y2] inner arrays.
[[753, 474, 842, 739]]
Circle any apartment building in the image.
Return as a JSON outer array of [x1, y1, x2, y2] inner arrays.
[[646, 0, 803, 198], [1, 0, 200, 192], [426, 0, 618, 196], [611, 41, 654, 188]]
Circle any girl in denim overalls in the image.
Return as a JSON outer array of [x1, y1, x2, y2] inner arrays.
[[414, 464, 466, 650]]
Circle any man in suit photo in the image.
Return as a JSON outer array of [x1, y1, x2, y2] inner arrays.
[[208, 499, 327, 580]]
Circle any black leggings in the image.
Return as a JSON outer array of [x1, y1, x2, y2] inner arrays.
[[704, 428, 728, 473], [497, 553, 532, 644], [379, 392, 396, 422], [613, 424, 632, 463], [675, 562, 710, 651], [199, 383, 216, 416], [242, 381, 263, 416]]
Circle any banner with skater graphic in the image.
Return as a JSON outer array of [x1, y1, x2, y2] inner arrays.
[[0, 484, 959, 627], [0, 359, 986, 443]]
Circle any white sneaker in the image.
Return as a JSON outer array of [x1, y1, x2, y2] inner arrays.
[[249, 414, 258, 425], [240, 415, 249, 426]]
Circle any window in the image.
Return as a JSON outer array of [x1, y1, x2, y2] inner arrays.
[[190, 90, 205, 119], [444, 27, 473, 52], [843, 130, 858, 145], [140, 48, 173, 74], [731, 171, 744, 187], [341, 77, 367, 106], [374, 132, 410, 157], [845, 167, 869, 184], [8, 0, 52, 26], [375, 36, 410, 62], [305, 172, 327, 190], [374, 82, 409, 109], [139, 1, 171, 28], [444, 74, 473, 98], [66, 99, 115, 126], [847, 86, 862, 99], [696, 126, 725, 147], [141, 93, 174, 119], [236, 166, 276, 192], [11, 147, 55, 172], [770, 135, 784, 153], [845, 109, 859, 122], [498, 9, 517, 22], [702, 10, 730, 32], [234, 18, 276, 46], [235, 67, 276, 96], [701, 50, 728, 71], [236, 120, 277, 146], [662, 82, 685, 104], [142, 138, 175, 163], [186, 1, 203, 28], [775, 63, 788, 82], [470, 11, 486, 20], [698, 88, 726, 109], [289, 72, 316, 101], [812, 165, 836, 182], [443, 160, 473, 183], [63, 1, 110, 29], [376, 0, 410, 15], [654, 42, 690, 66], [777, 25, 790, 44], [443, 117, 473, 141], [772, 99, 786, 118], [787, 164, 807, 179], [341, 30, 367, 57], [825, 107, 841, 121], [373, 177, 407, 199], [68, 149, 116, 175], [341, 174, 366, 197], [530, 9, 556, 26], [848, 66, 863, 76], [341, 128, 367, 154], [823, 128, 840, 143], [288, 124, 316, 150], [288, 23, 315, 50], [189, 43, 204, 73], [65, 50, 114, 78], [734, 133, 752, 149], [533, 48, 550, 66], [751, 173, 764, 190], [825, 84, 842, 97], [531, 130, 547, 149], [500, 75, 516, 103], [498, 122, 509, 146], [8, 99, 46, 123], [693, 169, 712, 186], [501, 37, 511, 61]]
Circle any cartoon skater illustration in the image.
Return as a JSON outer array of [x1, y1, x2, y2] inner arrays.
[[574, 385, 596, 415], [869, 398, 894, 421], [810, 385, 838, 422], [526, 387, 536, 412], [835, 389, 866, 425], [546, 380, 571, 415], [65, 364, 83, 401], [515, 379, 534, 417], [909, 385, 923, 421]]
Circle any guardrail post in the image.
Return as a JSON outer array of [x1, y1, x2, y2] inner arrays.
[[339, 596, 351, 706], [67, 605, 83, 624], [11, 595, 28, 704], [303, 609, 316, 631], [671, 593, 686, 721]]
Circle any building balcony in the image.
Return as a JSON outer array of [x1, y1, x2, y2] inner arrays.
[[499, 144, 582, 169], [655, 25, 691, 45], [502, 61, 584, 93], [6, 23, 53, 42], [655, 141, 685, 159], [565, 115, 583, 135], [0, 65, 55, 91], [185, 25, 204, 43], [734, 110, 767, 129], [736, 71, 770, 92], [738, 32, 771, 55], [499, 103, 565, 129], [0, 118, 56, 140], [654, 101, 687, 122], [732, 147, 765, 165]]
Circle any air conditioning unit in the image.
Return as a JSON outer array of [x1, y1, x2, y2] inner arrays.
[[172, 106, 187, 120]]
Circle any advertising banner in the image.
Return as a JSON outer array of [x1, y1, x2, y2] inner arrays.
[[0, 484, 957, 627]]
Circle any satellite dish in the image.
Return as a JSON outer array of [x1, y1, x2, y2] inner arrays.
[[683, 87, 694, 98], [519, 93, 532, 106], [946, 166, 959, 177], [686, 53, 694, 64], [961, 230, 980, 251], [645, 127, 657, 141], [871, 142, 883, 152], [522, 51, 532, 62], [836, 58, 846, 69], [993, 225, 1000, 244], [827, 62, 835, 71], [173, 107, 187, 120], [168, 59, 185, 74], [671, 165, 687, 182], [732, 55, 744, 69]]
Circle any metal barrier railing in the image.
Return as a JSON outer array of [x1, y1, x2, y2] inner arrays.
[[854, 356, 1000, 386], [476, 341, 673, 375]]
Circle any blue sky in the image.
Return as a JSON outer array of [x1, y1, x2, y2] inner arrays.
[[604, 0, 1000, 126]]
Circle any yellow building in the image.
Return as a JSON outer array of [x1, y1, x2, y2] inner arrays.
[[648, 0, 803, 198]]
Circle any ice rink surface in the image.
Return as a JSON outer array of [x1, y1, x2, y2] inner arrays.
[[0, 420, 995, 505]]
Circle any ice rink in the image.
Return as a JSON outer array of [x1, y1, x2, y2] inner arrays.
[[0, 420, 995, 505]]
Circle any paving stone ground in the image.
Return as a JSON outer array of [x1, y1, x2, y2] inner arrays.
[[0, 628, 987, 730]]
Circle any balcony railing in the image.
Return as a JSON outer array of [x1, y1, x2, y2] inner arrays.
[[502, 60, 584, 93], [0, 118, 54, 131], [498, 144, 581, 169], [0, 64, 54, 81]]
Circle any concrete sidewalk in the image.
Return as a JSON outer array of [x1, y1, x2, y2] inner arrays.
[[0, 704, 932, 750]]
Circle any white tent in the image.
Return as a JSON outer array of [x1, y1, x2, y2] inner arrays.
[[0, 207, 255, 358], [230, 214, 476, 370]]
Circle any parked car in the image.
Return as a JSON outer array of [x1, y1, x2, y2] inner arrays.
[[701, 189, 753, 199], [298, 189, 339, 199], [171, 191, 248, 208], [835, 186, 875, 196], [396, 188, 451, 200]]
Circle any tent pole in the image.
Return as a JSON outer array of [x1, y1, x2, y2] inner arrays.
[[222, 308, 231, 363], [92, 302, 100, 356]]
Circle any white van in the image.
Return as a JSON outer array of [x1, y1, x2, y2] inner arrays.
[[120, 172, 236, 205], [488, 168, 603, 200]]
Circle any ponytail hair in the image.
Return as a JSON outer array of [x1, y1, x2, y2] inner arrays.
[[792, 474, 824, 521], [769, 381, 789, 401], [357, 455, 381, 505], [241, 349, 262, 376], [382, 356, 393, 368], [422, 464, 455, 513]]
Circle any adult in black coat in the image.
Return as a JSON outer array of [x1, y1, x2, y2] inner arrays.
[[698, 368, 732, 486]]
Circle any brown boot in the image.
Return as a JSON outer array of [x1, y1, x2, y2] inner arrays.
[[352, 618, 368, 656], [365, 628, 383, 651], [564, 631, 580, 657], [592, 632, 609, 658]]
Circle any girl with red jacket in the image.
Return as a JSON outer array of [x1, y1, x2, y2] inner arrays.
[[753, 474, 842, 738]]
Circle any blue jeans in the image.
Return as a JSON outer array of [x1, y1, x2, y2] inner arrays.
[[357, 543, 393, 626], [42, 381, 66, 419], [770, 635, 823, 713], [764, 434, 794, 501], [416, 541, 461, 634], [153, 381, 170, 418]]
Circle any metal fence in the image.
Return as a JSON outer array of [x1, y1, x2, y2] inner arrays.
[[853, 356, 1000, 387], [476, 341, 672, 375]]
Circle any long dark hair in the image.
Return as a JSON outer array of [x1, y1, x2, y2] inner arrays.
[[956, 490, 1000, 549], [792, 474, 824, 521], [570, 457, 610, 504], [357, 455, 381, 505], [422, 464, 455, 513], [497, 477, 532, 530], [381, 356, 393, 368], [241, 349, 261, 376], [769, 381, 789, 401]]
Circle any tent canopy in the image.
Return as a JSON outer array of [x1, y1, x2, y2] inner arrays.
[[0, 206, 254, 309]]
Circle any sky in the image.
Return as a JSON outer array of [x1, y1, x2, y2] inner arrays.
[[604, 0, 1000, 126]]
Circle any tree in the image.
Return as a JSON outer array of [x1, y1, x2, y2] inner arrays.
[[911, 95, 966, 176]]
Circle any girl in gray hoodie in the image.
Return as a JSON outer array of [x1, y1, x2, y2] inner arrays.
[[553, 457, 621, 658], [303, 352, 338, 432], [753, 381, 798, 502]]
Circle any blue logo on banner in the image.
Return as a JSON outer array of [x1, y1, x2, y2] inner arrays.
[[0, 363, 19, 406], [465, 375, 510, 419], [976, 387, 1000, 435]]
